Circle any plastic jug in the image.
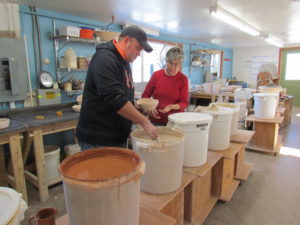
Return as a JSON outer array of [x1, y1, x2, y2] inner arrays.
[[64, 48, 77, 68]]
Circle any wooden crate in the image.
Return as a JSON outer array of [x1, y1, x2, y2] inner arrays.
[[140, 172, 195, 225], [183, 151, 223, 224], [209, 143, 243, 201]]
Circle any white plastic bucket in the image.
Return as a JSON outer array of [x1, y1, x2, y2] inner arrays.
[[44, 145, 61, 184], [59, 147, 145, 225], [167, 112, 213, 167], [212, 82, 222, 94], [234, 101, 248, 121], [205, 110, 233, 151], [204, 83, 213, 93], [0, 187, 27, 225], [210, 103, 240, 136], [64, 144, 81, 157], [254, 93, 279, 119], [131, 127, 184, 194]]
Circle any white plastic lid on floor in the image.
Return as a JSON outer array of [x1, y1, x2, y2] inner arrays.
[[168, 112, 213, 124], [0, 187, 27, 225]]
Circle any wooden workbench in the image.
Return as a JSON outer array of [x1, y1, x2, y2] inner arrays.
[[190, 91, 234, 105], [245, 115, 283, 156], [0, 120, 28, 202], [209, 142, 243, 201], [56, 205, 177, 225], [230, 130, 255, 181], [9, 105, 79, 202], [183, 151, 223, 225], [140, 172, 195, 225]]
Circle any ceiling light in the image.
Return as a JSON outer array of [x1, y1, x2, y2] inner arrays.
[[209, 6, 260, 36], [263, 34, 284, 47]]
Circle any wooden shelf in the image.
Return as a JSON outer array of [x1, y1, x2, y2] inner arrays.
[[235, 162, 253, 181], [230, 130, 255, 144]]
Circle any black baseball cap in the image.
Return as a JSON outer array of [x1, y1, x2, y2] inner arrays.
[[120, 26, 153, 52]]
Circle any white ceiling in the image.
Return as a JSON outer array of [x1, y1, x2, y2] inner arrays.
[[12, 0, 300, 48]]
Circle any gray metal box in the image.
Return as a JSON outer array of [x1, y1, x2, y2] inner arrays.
[[36, 89, 61, 106]]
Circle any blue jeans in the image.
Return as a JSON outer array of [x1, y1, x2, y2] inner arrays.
[[79, 141, 128, 151]]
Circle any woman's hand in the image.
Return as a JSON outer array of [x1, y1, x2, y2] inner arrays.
[[150, 109, 161, 119], [159, 104, 174, 113]]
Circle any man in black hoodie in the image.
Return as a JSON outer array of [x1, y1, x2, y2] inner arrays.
[[76, 26, 158, 150]]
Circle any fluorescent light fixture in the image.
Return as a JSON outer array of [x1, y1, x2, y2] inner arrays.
[[264, 35, 284, 48], [209, 6, 260, 36]]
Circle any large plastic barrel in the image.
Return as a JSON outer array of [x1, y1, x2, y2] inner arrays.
[[59, 147, 145, 225], [167, 112, 213, 167], [205, 110, 233, 151], [254, 93, 279, 119], [44, 145, 61, 184], [131, 127, 184, 194]]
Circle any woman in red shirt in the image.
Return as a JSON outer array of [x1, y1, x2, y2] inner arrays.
[[142, 47, 189, 125]]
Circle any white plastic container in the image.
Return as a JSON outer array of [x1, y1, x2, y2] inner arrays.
[[210, 103, 240, 136], [167, 112, 213, 167], [59, 148, 144, 225], [64, 144, 81, 157], [64, 48, 77, 69], [204, 83, 213, 93], [212, 82, 222, 94], [59, 26, 80, 37], [205, 110, 233, 151], [0, 187, 27, 225], [44, 145, 61, 184], [254, 93, 279, 119], [131, 127, 185, 194]]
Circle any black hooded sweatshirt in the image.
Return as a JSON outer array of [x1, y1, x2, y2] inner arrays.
[[76, 40, 134, 145]]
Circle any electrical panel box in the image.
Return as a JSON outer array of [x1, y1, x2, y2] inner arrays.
[[36, 89, 61, 106], [0, 38, 29, 102]]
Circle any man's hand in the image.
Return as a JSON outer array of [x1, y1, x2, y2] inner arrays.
[[141, 120, 158, 140]]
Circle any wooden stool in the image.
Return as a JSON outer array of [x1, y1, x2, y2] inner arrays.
[[245, 115, 283, 156], [140, 172, 195, 225], [209, 143, 243, 201], [230, 130, 255, 181], [183, 151, 223, 224]]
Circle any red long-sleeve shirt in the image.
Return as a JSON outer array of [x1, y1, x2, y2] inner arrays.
[[142, 69, 189, 124]]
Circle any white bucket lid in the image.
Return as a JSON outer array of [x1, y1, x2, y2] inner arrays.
[[0, 187, 20, 225], [168, 112, 213, 124]]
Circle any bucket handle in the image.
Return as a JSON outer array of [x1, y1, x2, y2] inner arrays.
[[135, 141, 151, 152]]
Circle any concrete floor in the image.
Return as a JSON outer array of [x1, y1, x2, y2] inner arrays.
[[21, 107, 300, 225]]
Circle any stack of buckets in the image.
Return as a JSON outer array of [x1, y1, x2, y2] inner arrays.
[[234, 88, 252, 128]]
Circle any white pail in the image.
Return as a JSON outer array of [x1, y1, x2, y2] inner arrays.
[[254, 93, 279, 119], [63, 144, 81, 157], [167, 112, 213, 167], [204, 83, 213, 93], [205, 110, 233, 151], [210, 103, 240, 135], [131, 127, 185, 194], [0, 187, 27, 225], [44, 145, 61, 184]]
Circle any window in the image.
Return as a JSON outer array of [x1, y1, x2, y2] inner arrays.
[[210, 52, 222, 77], [285, 52, 300, 80], [131, 41, 175, 82]]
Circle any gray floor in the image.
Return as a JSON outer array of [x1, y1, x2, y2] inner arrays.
[[21, 107, 300, 225]]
